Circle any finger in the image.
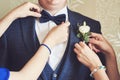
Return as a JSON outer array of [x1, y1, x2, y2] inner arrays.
[[77, 55, 83, 61], [92, 46, 100, 53], [89, 43, 100, 53], [89, 38, 100, 46], [79, 42, 84, 48], [77, 55, 83, 63], [95, 49, 100, 53], [57, 21, 69, 32], [74, 48, 81, 56], [90, 32, 102, 40], [60, 21, 70, 27], [63, 34, 68, 42], [79, 42, 91, 52], [88, 43, 93, 50], [75, 48, 90, 64], [29, 3, 41, 13], [74, 43, 82, 50], [59, 22, 69, 35], [79, 41, 88, 48], [34, 3, 43, 12], [77, 55, 89, 67], [29, 11, 41, 17]]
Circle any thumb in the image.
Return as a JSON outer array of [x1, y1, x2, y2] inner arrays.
[[29, 11, 41, 17], [60, 21, 70, 26]]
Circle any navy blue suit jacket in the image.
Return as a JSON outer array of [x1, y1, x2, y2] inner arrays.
[[0, 9, 105, 80]]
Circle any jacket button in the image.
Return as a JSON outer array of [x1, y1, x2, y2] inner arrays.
[[53, 73, 57, 78]]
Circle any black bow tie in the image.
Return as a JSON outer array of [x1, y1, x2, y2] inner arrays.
[[40, 10, 66, 25]]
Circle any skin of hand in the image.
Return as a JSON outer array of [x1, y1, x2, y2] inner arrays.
[[74, 42, 109, 80], [11, 2, 41, 19], [89, 32, 120, 80], [43, 21, 70, 49], [89, 32, 115, 56], [74, 42, 102, 71]]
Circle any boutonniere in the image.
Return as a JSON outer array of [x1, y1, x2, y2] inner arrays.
[[77, 21, 90, 43]]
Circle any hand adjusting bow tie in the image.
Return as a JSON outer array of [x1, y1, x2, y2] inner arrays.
[[40, 10, 66, 25]]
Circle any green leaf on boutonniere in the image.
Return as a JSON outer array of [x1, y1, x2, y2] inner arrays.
[[77, 33, 82, 38], [83, 32, 90, 43], [84, 35, 89, 42]]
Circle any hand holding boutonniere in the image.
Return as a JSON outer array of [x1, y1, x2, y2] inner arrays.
[[77, 21, 90, 43]]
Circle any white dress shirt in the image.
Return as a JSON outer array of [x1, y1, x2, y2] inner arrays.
[[35, 6, 68, 70]]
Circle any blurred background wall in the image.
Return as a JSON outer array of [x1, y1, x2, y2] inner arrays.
[[0, 0, 120, 72]]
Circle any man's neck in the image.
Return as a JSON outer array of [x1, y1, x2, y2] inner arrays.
[[44, 5, 67, 16], [47, 10, 59, 16]]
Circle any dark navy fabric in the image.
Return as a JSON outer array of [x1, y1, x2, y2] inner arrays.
[[0, 9, 105, 80], [37, 63, 53, 80], [40, 10, 66, 25]]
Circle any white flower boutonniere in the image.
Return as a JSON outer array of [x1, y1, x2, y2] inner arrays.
[[77, 21, 90, 43]]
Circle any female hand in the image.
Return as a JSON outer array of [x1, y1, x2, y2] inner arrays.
[[43, 21, 70, 48], [74, 42, 102, 71], [10, 2, 41, 19], [89, 32, 115, 56], [0, 2, 42, 37]]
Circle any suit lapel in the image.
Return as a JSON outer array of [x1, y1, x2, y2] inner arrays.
[[58, 9, 86, 79], [68, 9, 82, 46], [20, 17, 40, 54]]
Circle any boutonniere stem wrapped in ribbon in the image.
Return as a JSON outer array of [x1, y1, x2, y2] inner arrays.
[[77, 21, 90, 43]]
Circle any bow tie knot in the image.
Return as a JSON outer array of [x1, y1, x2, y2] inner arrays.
[[40, 10, 66, 25]]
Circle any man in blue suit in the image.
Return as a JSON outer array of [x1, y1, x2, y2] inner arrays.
[[0, 0, 105, 80]]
